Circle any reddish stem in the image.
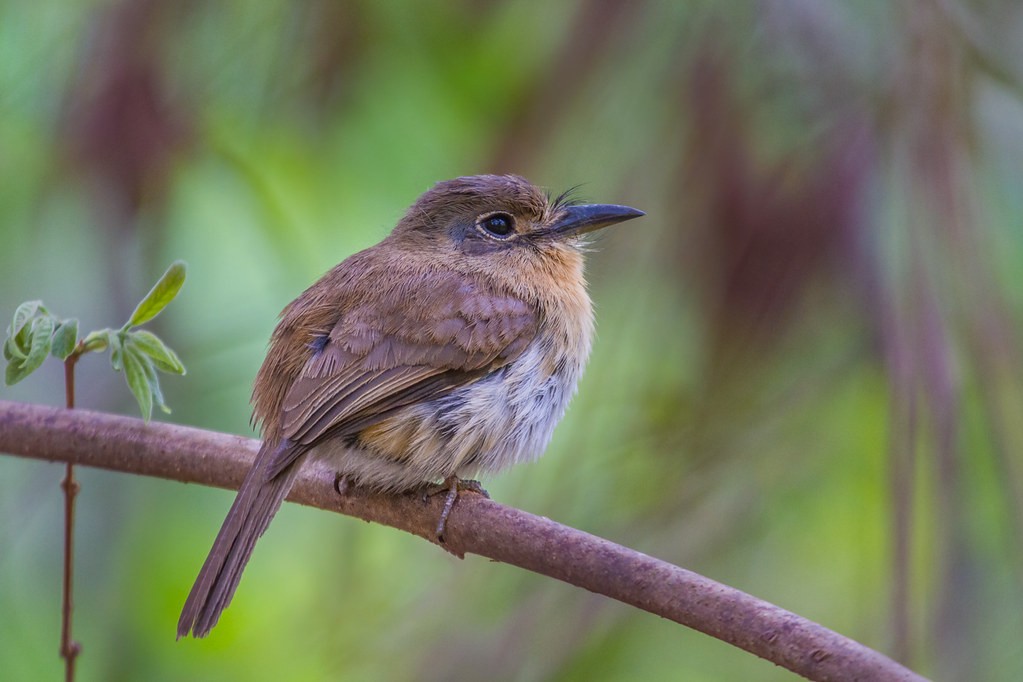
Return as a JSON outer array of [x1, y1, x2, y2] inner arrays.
[[60, 353, 81, 682]]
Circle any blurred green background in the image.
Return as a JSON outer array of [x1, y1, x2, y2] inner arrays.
[[3, 1, 1023, 680]]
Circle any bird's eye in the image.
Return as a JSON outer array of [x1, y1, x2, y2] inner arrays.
[[478, 212, 516, 239]]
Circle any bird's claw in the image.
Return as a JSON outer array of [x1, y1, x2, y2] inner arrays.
[[420, 476, 489, 542]]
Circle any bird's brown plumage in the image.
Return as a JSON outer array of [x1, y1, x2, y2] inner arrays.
[[178, 174, 643, 638]]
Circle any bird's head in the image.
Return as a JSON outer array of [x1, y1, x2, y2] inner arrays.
[[390, 174, 644, 262]]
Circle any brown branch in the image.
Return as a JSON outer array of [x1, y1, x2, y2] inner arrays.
[[0, 399, 928, 682]]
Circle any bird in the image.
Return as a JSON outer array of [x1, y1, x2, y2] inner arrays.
[[177, 174, 644, 638]]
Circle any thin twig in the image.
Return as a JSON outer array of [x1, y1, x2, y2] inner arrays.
[[0, 399, 930, 682], [59, 356, 81, 682]]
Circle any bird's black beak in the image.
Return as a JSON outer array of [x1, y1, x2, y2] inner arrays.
[[544, 203, 645, 239]]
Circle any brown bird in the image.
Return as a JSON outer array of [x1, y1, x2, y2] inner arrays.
[[177, 174, 643, 638]]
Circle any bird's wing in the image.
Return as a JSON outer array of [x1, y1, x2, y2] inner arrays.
[[267, 272, 538, 477]]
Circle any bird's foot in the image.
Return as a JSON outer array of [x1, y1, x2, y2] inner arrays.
[[421, 476, 489, 542], [334, 473, 351, 496]]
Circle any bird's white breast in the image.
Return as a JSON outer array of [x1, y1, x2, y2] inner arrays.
[[313, 312, 593, 492]]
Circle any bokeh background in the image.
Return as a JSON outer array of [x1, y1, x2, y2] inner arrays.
[[3, 1, 1023, 680]]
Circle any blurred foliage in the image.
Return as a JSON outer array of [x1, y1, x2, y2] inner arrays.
[[3, 0, 1023, 680]]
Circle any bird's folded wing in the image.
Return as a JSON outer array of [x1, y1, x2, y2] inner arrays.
[[269, 277, 537, 477]]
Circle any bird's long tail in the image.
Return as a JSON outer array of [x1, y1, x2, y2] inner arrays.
[[177, 440, 304, 638]]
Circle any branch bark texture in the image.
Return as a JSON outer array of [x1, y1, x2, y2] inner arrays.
[[0, 400, 928, 682]]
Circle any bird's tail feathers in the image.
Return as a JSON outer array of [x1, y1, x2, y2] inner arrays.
[[177, 440, 304, 638]]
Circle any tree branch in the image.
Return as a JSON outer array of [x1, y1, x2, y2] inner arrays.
[[0, 399, 928, 682]]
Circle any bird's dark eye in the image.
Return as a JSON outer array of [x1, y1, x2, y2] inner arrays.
[[477, 212, 516, 239]]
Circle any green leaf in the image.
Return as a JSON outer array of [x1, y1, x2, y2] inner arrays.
[[8, 305, 42, 360], [4, 358, 25, 385], [133, 344, 171, 414], [127, 261, 187, 328], [5, 316, 54, 385], [10, 325, 31, 358], [24, 314, 53, 366], [109, 331, 124, 371], [27, 315, 55, 366], [4, 337, 23, 362], [50, 319, 79, 360], [129, 329, 185, 375], [9, 300, 45, 338], [122, 345, 153, 421], [81, 329, 111, 353]]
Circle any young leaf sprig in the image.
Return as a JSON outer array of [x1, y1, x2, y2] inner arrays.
[[3, 261, 187, 420]]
